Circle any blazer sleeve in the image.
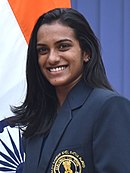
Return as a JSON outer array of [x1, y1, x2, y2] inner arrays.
[[93, 96, 130, 173]]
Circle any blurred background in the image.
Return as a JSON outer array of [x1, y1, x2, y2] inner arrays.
[[72, 0, 130, 99]]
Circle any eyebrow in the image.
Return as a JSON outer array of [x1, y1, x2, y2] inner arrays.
[[37, 39, 72, 47], [55, 39, 72, 44]]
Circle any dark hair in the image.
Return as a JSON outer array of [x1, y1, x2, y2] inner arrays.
[[9, 8, 112, 138]]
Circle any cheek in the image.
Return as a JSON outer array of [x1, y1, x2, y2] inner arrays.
[[72, 55, 84, 67], [38, 56, 45, 67]]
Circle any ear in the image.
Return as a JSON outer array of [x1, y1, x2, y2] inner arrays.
[[83, 52, 90, 62]]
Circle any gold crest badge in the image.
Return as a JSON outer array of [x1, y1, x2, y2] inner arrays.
[[51, 150, 85, 173]]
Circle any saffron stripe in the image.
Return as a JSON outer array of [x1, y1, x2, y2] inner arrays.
[[8, 0, 71, 43]]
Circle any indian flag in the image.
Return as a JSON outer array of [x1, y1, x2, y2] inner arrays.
[[0, 0, 70, 172]]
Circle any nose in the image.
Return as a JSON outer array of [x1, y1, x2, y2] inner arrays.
[[48, 50, 60, 65]]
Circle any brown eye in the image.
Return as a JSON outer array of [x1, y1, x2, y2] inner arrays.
[[37, 47, 48, 55], [59, 43, 71, 51]]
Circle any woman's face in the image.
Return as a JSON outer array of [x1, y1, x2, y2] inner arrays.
[[37, 22, 89, 90]]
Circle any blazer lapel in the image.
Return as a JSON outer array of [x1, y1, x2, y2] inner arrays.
[[38, 99, 72, 173], [23, 135, 44, 173], [37, 80, 93, 173]]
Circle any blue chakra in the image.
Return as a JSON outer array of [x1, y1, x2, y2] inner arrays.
[[0, 119, 24, 173]]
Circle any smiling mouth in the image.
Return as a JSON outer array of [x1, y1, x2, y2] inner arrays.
[[48, 65, 68, 72]]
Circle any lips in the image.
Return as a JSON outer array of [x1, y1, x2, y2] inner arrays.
[[47, 65, 68, 72]]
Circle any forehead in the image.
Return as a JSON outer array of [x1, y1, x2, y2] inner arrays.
[[37, 22, 76, 43]]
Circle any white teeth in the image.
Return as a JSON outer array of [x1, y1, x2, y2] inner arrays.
[[49, 66, 66, 72]]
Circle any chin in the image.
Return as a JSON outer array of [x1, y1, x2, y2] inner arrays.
[[49, 80, 67, 87], [50, 82, 64, 87]]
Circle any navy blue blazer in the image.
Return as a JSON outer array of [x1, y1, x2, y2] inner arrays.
[[23, 80, 130, 173]]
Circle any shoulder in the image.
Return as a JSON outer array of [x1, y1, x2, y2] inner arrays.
[[93, 88, 130, 129], [93, 89, 130, 143], [92, 91, 130, 172], [91, 87, 130, 105], [87, 87, 130, 116], [92, 87, 118, 100], [93, 87, 130, 108]]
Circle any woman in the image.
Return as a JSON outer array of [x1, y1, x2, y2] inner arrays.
[[8, 8, 130, 172]]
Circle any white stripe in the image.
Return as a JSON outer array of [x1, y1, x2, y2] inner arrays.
[[0, 2, 26, 170], [0, 0, 27, 118]]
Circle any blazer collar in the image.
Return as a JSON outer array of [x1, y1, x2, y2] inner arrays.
[[66, 79, 93, 110], [37, 80, 93, 173]]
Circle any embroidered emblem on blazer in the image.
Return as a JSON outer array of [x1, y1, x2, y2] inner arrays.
[[51, 150, 85, 173]]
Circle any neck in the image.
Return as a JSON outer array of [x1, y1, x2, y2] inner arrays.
[[56, 78, 82, 106], [56, 86, 70, 107]]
